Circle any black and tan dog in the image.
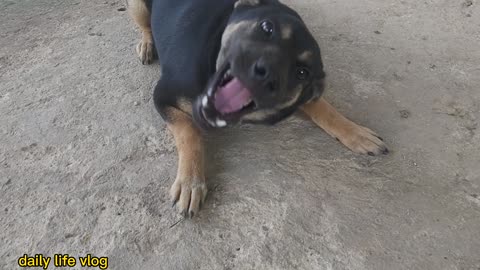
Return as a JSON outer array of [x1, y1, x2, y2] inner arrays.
[[127, 0, 388, 217]]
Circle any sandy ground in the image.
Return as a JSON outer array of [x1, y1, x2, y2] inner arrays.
[[1, 0, 480, 269]]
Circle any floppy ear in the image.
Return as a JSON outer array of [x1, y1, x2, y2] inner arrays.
[[234, 0, 276, 8]]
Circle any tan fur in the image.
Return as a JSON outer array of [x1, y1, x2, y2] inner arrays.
[[281, 25, 293, 39], [127, 0, 154, 64], [242, 109, 278, 122], [241, 85, 303, 122], [298, 51, 313, 63], [166, 108, 207, 217], [234, 0, 261, 8], [302, 97, 387, 155], [176, 98, 193, 116], [277, 85, 303, 109]]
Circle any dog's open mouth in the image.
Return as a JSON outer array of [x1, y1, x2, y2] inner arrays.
[[197, 64, 256, 128], [214, 69, 255, 114]]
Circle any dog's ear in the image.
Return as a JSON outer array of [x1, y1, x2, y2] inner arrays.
[[234, 0, 276, 8]]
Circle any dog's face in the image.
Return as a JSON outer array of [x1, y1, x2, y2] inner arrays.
[[194, 0, 325, 128]]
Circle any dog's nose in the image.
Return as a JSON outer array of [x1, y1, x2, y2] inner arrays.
[[252, 58, 270, 80], [251, 58, 279, 92]]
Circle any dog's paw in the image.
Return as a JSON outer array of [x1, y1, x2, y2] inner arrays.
[[337, 123, 389, 156], [136, 39, 154, 65], [170, 175, 207, 218]]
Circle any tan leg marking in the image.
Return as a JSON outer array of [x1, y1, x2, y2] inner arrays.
[[167, 108, 207, 217], [127, 0, 154, 64], [301, 97, 389, 155]]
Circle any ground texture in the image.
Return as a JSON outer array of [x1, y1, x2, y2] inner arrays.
[[1, 0, 480, 269]]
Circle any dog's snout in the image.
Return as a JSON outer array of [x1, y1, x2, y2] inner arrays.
[[252, 58, 269, 80]]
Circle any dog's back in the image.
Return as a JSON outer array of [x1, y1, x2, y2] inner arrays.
[[150, 0, 235, 96]]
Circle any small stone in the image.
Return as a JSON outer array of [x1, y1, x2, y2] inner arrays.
[[393, 72, 402, 80], [374, 30, 381, 34], [464, 0, 473, 7], [399, 110, 411, 119]]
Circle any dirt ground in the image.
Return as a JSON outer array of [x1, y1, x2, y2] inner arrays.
[[1, 0, 479, 269]]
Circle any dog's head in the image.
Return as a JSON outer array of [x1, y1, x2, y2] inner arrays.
[[194, 0, 325, 128]]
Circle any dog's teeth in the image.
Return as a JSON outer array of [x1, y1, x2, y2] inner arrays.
[[243, 99, 253, 108], [202, 96, 208, 107], [224, 70, 232, 80], [216, 118, 227, 127]]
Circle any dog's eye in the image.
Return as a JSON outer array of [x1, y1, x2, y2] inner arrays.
[[296, 68, 310, 80], [260, 20, 274, 36]]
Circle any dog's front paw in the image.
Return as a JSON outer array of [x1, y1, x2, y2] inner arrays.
[[170, 175, 207, 218], [136, 39, 154, 65], [337, 123, 389, 156]]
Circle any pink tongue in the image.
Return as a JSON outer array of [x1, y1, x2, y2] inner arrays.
[[214, 78, 252, 114]]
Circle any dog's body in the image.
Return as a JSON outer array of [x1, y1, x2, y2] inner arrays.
[[127, 0, 388, 217]]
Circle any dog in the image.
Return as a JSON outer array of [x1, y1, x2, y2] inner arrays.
[[126, 0, 389, 218]]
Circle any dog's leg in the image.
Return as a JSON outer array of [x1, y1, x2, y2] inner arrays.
[[127, 0, 154, 64], [165, 107, 207, 218], [302, 97, 389, 155]]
